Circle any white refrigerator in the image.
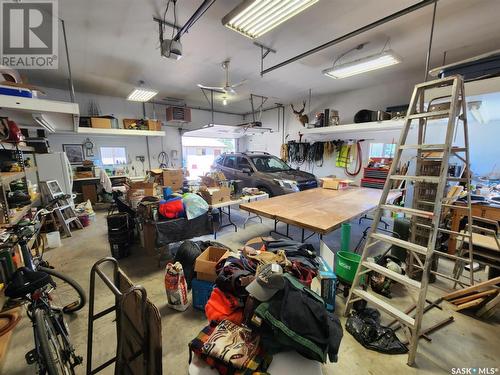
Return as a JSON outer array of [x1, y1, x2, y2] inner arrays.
[[35, 152, 74, 195]]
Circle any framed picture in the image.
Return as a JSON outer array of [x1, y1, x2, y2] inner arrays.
[[63, 144, 84, 165]]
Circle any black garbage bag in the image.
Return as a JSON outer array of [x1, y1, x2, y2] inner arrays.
[[345, 307, 408, 354]]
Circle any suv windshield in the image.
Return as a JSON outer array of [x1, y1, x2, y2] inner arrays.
[[250, 156, 291, 172]]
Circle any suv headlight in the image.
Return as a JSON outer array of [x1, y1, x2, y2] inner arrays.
[[274, 179, 299, 192]]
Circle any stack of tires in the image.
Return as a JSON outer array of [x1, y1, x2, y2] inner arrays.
[[106, 213, 133, 259]]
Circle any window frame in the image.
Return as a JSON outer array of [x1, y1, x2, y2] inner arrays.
[[100, 146, 128, 165]]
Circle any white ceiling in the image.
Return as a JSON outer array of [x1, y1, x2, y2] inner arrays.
[[24, 0, 500, 113]]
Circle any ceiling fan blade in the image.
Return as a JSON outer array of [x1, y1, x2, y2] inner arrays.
[[231, 79, 248, 89], [197, 84, 226, 93], [225, 87, 237, 95]]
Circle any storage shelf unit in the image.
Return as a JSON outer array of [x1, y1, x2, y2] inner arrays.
[[76, 127, 165, 137], [299, 120, 405, 136], [0, 143, 38, 226]]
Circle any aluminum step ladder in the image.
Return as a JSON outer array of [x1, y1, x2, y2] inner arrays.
[[40, 181, 83, 237], [344, 75, 473, 366]]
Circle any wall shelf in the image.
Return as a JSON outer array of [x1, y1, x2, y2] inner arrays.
[[0, 142, 35, 152], [76, 127, 165, 137], [299, 120, 405, 136], [0, 171, 26, 185]]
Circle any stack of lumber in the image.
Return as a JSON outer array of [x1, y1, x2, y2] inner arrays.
[[443, 276, 500, 318]]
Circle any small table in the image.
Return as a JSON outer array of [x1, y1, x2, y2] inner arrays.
[[448, 203, 500, 254], [209, 193, 269, 239]]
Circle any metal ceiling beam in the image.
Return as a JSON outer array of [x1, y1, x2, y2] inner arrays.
[[173, 0, 217, 41], [261, 0, 437, 76]]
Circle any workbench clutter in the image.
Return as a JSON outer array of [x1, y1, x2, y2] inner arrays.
[[187, 238, 343, 374]]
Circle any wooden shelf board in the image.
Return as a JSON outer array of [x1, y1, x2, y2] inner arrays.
[[0, 171, 25, 185], [77, 127, 164, 137]]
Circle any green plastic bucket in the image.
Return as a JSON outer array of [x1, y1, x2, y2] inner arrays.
[[335, 251, 361, 284]]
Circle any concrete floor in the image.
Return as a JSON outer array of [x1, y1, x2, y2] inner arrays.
[[2, 209, 499, 375]]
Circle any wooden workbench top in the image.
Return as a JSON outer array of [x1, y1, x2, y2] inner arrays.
[[239, 187, 400, 235]]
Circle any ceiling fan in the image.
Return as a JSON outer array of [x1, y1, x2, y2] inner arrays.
[[197, 59, 247, 95]]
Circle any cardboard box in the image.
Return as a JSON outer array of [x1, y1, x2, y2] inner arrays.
[[91, 117, 112, 129], [162, 169, 183, 190], [311, 256, 337, 312], [199, 186, 231, 205], [146, 119, 162, 131], [320, 177, 351, 190], [128, 181, 157, 198], [123, 118, 139, 129], [194, 246, 229, 282]]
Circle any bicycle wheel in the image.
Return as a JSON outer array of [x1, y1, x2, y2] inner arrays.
[[34, 308, 74, 375], [38, 267, 86, 313]]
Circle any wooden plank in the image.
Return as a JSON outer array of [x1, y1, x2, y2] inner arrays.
[[476, 294, 500, 318], [452, 297, 486, 311], [449, 289, 498, 305], [352, 288, 415, 328], [442, 276, 500, 301]]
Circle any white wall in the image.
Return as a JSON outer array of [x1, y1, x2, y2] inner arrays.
[[242, 75, 500, 183], [40, 87, 243, 173]]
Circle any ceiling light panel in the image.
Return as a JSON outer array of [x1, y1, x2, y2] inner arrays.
[[323, 51, 401, 79], [223, 0, 319, 39], [127, 87, 159, 102]]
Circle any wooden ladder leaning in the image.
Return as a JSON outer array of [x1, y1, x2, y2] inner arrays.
[[344, 75, 473, 366]]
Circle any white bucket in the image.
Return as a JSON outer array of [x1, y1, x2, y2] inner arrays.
[[46, 231, 62, 248]]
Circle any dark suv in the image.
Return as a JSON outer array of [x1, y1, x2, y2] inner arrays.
[[212, 152, 317, 196]]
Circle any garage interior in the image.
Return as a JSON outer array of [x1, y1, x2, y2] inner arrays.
[[0, 1, 499, 374]]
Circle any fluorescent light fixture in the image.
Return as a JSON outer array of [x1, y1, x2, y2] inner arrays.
[[323, 51, 401, 79], [127, 87, 158, 102], [32, 113, 56, 132], [222, 0, 319, 39]]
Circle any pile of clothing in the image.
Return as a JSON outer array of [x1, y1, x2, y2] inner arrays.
[[158, 192, 208, 220], [189, 239, 343, 374]]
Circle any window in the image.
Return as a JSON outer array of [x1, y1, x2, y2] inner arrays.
[[250, 156, 291, 172], [100, 147, 127, 165], [237, 157, 251, 171], [223, 155, 237, 169], [369, 143, 396, 158]]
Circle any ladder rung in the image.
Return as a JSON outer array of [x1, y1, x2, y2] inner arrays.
[[407, 110, 450, 120], [390, 175, 440, 183], [381, 205, 434, 219], [362, 261, 421, 290], [352, 288, 415, 328], [414, 75, 457, 89], [371, 233, 428, 255], [399, 144, 446, 150]]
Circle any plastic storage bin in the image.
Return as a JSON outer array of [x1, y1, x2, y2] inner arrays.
[[46, 231, 62, 248], [191, 278, 215, 311]]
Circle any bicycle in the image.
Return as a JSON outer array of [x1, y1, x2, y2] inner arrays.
[[4, 197, 86, 374]]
